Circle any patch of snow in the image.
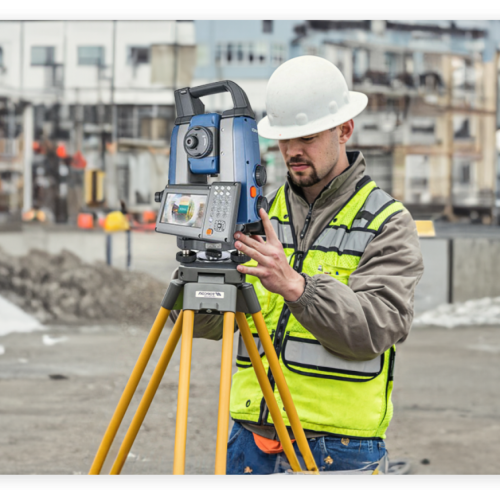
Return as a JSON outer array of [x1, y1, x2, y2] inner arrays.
[[413, 296, 500, 328], [0, 295, 46, 336], [42, 334, 68, 346]]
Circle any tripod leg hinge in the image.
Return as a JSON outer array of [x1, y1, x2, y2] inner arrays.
[[237, 283, 261, 315], [161, 279, 184, 310]]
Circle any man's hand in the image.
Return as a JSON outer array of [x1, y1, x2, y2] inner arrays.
[[234, 209, 305, 302]]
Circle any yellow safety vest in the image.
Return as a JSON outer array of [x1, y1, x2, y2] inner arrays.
[[229, 177, 405, 438]]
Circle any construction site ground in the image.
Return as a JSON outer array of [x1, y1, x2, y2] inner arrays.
[[1, 321, 498, 475]]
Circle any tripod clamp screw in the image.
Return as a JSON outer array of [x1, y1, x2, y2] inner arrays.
[[176, 250, 197, 263], [230, 250, 251, 264]]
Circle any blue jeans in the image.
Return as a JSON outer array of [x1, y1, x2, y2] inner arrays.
[[226, 421, 387, 475]]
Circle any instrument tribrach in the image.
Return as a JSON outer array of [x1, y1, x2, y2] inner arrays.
[[88, 81, 319, 475]]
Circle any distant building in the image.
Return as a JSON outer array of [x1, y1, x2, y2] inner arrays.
[[0, 20, 196, 220], [193, 20, 500, 221]]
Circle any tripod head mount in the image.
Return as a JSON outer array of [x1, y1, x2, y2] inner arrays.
[[176, 245, 250, 265]]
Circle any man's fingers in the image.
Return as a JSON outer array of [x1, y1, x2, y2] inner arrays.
[[251, 234, 265, 244], [235, 241, 270, 265], [237, 264, 268, 279], [260, 209, 279, 244], [236, 233, 273, 255]]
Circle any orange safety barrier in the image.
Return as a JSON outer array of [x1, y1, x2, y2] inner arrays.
[[78, 213, 94, 229]]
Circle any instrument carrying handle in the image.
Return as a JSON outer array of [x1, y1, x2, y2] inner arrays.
[[174, 80, 255, 123]]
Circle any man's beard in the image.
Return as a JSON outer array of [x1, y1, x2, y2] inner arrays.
[[286, 157, 321, 188]]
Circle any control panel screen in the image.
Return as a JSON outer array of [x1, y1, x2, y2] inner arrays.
[[161, 193, 207, 228]]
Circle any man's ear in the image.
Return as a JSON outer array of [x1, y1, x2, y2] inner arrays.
[[338, 120, 354, 144]]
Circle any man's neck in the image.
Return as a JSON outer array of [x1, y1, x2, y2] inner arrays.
[[301, 152, 350, 205]]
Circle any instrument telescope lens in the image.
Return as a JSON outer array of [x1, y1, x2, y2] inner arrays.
[[185, 136, 198, 149]]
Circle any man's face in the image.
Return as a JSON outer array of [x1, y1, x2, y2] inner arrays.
[[278, 128, 340, 188]]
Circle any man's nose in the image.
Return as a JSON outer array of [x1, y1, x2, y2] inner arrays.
[[285, 139, 304, 158]]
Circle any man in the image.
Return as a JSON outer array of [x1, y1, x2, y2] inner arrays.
[[174, 56, 424, 474]]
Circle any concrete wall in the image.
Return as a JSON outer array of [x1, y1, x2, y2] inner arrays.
[[416, 237, 500, 311], [414, 238, 449, 314], [452, 238, 500, 302], [2, 230, 500, 311], [0, 229, 179, 284]]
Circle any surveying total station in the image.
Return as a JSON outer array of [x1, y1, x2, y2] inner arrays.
[[89, 81, 319, 475]]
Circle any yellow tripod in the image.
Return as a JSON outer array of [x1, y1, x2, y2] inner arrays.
[[89, 259, 318, 475]]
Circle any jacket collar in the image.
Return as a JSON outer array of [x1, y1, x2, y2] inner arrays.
[[286, 151, 367, 207]]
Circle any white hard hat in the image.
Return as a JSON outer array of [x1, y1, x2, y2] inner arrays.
[[258, 56, 368, 140]]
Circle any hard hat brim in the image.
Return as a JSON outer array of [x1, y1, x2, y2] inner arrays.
[[258, 91, 368, 141]]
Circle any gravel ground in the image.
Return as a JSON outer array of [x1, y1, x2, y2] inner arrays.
[[0, 321, 498, 475]]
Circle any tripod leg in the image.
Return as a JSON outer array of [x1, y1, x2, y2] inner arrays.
[[172, 310, 195, 475], [235, 312, 303, 473], [109, 311, 185, 474], [89, 306, 172, 475], [251, 311, 319, 474], [214, 312, 235, 475]]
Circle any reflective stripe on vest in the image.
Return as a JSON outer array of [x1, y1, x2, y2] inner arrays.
[[311, 226, 376, 255], [236, 332, 274, 366], [282, 336, 383, 378], [270, 218, 294, 247]]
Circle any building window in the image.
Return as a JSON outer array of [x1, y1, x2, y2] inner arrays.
[[256, 42, 268, 64], [271, 43, 285, 66], [215, 42, 268, 66], [460, 163, 471, 184], [31, 46, 55, 66], [128, 46, 150, 65], [78, 46, 105, 66], [263, 20, 273, 34]]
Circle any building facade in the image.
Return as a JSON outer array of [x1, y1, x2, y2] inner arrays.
[[1, 20, 499, 224], [0, 20, 195, 222], [193, 20, 500, 221]]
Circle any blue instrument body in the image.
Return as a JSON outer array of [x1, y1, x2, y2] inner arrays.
[[187, 113, 220, 176], [232, 116, 263, 225], [168, 113, 263, 226]]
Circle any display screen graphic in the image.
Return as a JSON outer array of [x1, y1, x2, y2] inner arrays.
[[161, 193, 207, 228]]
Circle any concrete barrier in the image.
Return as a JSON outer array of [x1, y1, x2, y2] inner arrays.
[[452, 238, 500, 302], [414, 238, 450, 314], [2, 229, 499, 312], [0, 229, 180, 284], [415, 237, 500, 312]]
